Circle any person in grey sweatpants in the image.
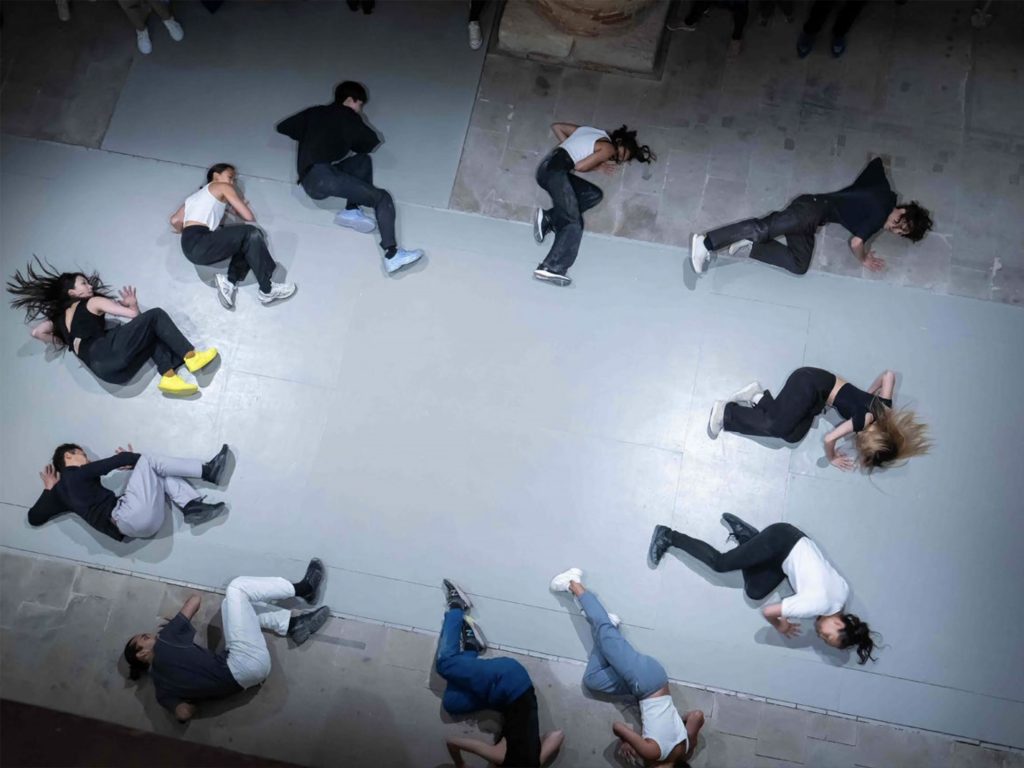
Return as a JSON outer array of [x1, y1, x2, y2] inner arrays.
[[111, 454, 213, 537]]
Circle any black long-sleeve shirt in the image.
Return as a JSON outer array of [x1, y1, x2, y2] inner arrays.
[[275, 103, 382, 183], [821, 158, 897, 241], [27, 452, 140, 541]]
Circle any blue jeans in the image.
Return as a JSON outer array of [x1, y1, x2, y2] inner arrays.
[[435, 609, 531, 714], [579, 592, 668, 699], [301, 155, 397, 252], [535, 148, 604, 275]]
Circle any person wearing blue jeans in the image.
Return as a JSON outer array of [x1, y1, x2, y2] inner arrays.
[[550, 568, 705, 766], [437, 580, 564, 767]]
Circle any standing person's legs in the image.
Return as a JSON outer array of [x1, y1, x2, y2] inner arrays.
[[802, 0, 833, 35], [577, 592, 667, 698], [110, 456, 168, 538], [117, 0, 149, 29], [536, 151, 584, 276], [302, 163, 397, 254], [831, 0, 865, 38], [144, 1, 172, 21], [435, 609, 489, 714], [723, 367, 833, 442], [222, 577, 295, 689]]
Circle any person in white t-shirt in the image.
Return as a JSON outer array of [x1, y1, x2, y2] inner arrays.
[[550, 568, 705, 766], [648, 517, 877, 664]]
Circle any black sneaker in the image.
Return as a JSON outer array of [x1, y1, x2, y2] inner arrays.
[[461, 615, 488, 654], [443, 579, 472, 611], [648, 525, 673, 567], [202, 444, 230, 484], [299, 558, 326, 605], [288, 606, 330, 646], [182, 498, 226, 525], [533, 266, 571, 287], [722, 513, 759, 544]]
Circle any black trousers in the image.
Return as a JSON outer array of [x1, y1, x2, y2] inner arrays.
[[469, 0, 484, 21], [685, 0, 750, 39], [705, 194, 829, 275], [668, 522, 805, 600], [181, 224, 276, 293], [724, 366, 836, 443], [536, 148, 604, 275], [79, 308, 193, 383], [803, 0, 865, 38], [301, 155, 397, 252]]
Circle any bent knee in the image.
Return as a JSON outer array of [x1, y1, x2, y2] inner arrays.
[[142, 307, 168, 320]]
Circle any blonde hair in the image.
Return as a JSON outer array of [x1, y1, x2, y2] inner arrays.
[[856, 405, 931, 471]]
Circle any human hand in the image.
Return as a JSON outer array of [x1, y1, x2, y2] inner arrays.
[[829, 448, 855, 471], [39, 464, 59, 490], [119, 285, 138, 309], [617, 741, 640, 764], [600, 161, 619, 176], [776, 618, 801, 638], [862, 252, 886, 272], [115, 443, 136, 469]]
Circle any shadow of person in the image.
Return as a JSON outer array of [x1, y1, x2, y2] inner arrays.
[[752, 625, 850, 667]]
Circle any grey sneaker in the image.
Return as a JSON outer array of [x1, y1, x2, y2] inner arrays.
[[258, 281, 297, 304], [215, 273, 236, 309], [384, 248, 424, 274]]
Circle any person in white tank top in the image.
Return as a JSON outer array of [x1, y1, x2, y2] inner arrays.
[[170, 164, 295, 309], [550, 569, 705, 766], [532, 123, 655, 287]]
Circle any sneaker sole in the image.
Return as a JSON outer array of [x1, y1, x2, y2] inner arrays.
[[304, 558, 326, 605], [463, 615, 488, 651], [707, 401, 725, 439], [690, 234, 707, 274], [385, 253, 423, 274], [533, 271, 571, 287], [186, 504, 226, 526], [334, 216, 377, 234], [648, 526, 669, 567], [291, 607, 330, 646], [533, 209, 545, 243], [445, 580, 472, 610]]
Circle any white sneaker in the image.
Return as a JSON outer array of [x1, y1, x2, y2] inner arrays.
[[728, 380, 763, 404], [690, 233, 711, 274], [550, 567, 582, 593], [136, 29, 153, 55], [708, 400, 726, 439], [728, 239, 753, 256], [163, 18, 184, 41], [533, 207, 546, 243], [214, 273, 236, 309], [384, 248, 424, 274], [468, 20, 483, 50], [258, 281, 297, 304], [334, 209, 377, 234]]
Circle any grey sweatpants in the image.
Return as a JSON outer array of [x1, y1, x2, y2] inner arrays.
[[111, 454, 201, 538]]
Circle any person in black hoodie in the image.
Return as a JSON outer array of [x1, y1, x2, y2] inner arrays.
[[28, 443, 230, 542], [276, 80, 424, 274]]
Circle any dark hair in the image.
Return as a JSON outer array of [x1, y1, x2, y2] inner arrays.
[[608, 125, 656, 165], [838, 613, 876, 664], [206, 163, 236, 183], [899, 201, 932, 242], [52, 443, 83, 473], [334, 80, 368, 105], [123, 637, 150, 680], [6, 258, 112, 349]]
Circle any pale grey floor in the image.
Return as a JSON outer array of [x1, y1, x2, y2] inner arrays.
[[2, 0, 1024, 758], [4, 552, 1021, 768]]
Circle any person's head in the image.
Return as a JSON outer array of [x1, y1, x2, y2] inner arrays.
[[885, 202, 932, 242], [52, 443, 87, 472], [855, 403, 931, 471], [816, 613, 876, 664], [607, 125, 656, 165], [205, 163, 236, 184], [334, 80, 368, 111], [7, 259, 110, 345], [124, 633, 157, 680]]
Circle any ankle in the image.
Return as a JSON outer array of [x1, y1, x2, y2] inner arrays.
[[184, 350, 195, 359], [384, 247, 397, 259]]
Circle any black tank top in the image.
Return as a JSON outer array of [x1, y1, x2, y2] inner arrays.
[[66, 301, 106, 357], [833, 383, 892, 432]]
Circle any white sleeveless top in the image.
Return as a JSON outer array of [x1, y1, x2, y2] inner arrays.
[[559, 126, 610, 165], [640, 694, 688, 760], [183, 183, 227, 231]]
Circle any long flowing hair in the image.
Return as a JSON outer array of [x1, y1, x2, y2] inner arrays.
[[6, 257, 112, 349], [856, 400, 931, 471]]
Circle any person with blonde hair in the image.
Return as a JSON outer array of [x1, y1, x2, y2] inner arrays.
[[707, 367, 930, 471]]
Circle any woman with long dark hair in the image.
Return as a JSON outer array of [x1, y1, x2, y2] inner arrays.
[[649, 516, 878, 664], [532, 123, 655, 287], [170, 163, 295, 309], [7, 259, 217, 396]]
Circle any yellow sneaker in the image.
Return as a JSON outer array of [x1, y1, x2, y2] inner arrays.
[[184, 348, 218, 374], [158, 373, 199, 396]]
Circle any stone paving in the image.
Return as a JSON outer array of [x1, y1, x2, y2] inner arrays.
[[3, 549, 1022, 768], [451, 1, 1024, 305]]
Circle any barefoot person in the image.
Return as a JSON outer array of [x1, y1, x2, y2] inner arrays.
[[276, 81, 425, 274], [438, 579, 564, 767], [171, 163, 296, 309], [123, 559, 330, 722], [532, 123, 655, 286], [707, 368, 930, 471], [549, 569, 704, 766], [29, 444, 230, 542], [8, 260, 218, 396], [649, 517, 877, 663], [690, 157, 932, 276]]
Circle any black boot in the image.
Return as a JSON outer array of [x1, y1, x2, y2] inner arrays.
[[293, 558, 326, 604], [202, 444, 230, 484], [442, 579, 472, 611], [648, 524, 673, 567], [722, 513, 759, 544], [461, 616, 487, 654], [288, 606, 331, 646], [182, 498, 226, 525]]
